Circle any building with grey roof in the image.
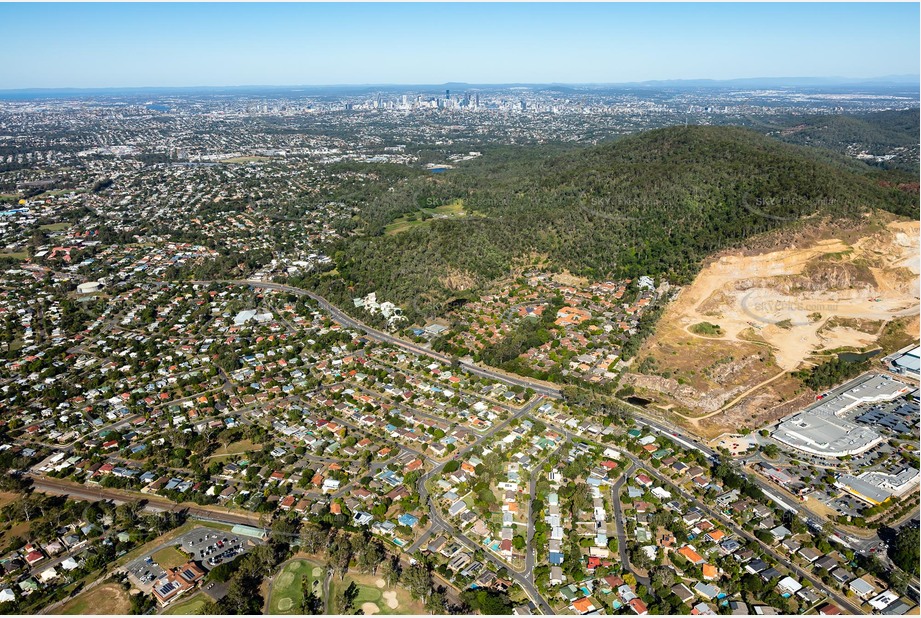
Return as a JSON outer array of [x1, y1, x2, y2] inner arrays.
[[837, 467, 920, 505], [889, 345, 920, 380], [772, 374, 912, 457]]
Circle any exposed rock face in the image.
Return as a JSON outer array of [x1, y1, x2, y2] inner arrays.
[[622, 372, 745, 414], [624, 215, 919, 433]]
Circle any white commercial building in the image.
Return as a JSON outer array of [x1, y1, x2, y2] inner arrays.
[[772, 375, 912, 457]]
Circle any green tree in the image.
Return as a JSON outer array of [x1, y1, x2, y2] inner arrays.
[[891, 526, 920, 576]]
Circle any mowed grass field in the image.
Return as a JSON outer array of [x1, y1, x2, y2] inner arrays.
[[152, 545, 190, 570], [207, 439, 257, 461], [39, 222, 70, 232], [162, 592, 208, 615], [329, 571, 426, 615], [59, 583, 133, 615], [384, 199, 470, 235], [268, 559, 326, 615]]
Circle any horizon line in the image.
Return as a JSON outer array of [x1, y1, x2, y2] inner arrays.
[[2, 74, 920, 94]]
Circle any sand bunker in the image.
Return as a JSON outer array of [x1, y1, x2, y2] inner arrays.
[[375, 578, 386, 588], [361, 602, 380, 615], [383, 591, 399, 609]]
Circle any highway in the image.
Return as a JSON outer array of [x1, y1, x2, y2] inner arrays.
[[193, 279, 902, 584], [198, 277, 888, 551], [49, 276, 901, 613], [191, 279, 562, 398]]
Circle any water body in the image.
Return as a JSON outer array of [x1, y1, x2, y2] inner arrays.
[[838, 349, 881, 363]]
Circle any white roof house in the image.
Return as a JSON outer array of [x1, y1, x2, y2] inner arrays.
[[777, 576, 803, 595], [869, 590, 899, 611], [60, 556, 80, 571], [849, 577, 876, 598], [37, 567, 58, 583]]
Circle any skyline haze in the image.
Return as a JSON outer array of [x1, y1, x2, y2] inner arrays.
[[1, 2, 919, 89]]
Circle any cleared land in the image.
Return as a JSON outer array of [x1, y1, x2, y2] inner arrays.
[[625, 215, 920, 437], [384, 199, 470, 235], [59, 583, 133, 615], [0, 521, 31, 553], [39, 222, 70, 231], [0, 491, 19, 510], [207, 439, 257, 461], [268, 559, 325, 615]]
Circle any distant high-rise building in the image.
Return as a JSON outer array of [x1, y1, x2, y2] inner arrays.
[[445, 89, 450, 100]]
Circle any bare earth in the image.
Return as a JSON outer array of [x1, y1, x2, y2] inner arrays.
[[625, 214, 920, 437]]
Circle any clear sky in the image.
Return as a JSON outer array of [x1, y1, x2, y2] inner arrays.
[[2, 2, 918, 89]]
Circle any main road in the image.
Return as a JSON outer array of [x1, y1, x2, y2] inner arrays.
[[179, 277, 896, 608], [190, 279, 562, 398]]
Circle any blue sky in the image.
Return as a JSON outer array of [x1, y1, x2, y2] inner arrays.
[[1, 3, 918, 88]]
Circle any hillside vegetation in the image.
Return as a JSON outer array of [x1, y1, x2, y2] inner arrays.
[[304, 125, 917, 320], [756, 109, 920, 173]]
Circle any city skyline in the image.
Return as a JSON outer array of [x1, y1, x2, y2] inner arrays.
[[1, 2, 919, 89]]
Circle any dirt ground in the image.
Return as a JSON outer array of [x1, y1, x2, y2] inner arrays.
[[625, 214, 920, 436], [59, 583, 133, 615]]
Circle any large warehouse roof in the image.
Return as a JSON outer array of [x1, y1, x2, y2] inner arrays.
[[772, 375, 911, 458]]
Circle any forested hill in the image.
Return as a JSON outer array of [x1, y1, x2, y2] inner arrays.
[[306, 125, 918, 319], [757, 109, 920, 173]]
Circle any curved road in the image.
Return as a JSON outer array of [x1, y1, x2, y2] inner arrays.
[[158, 277, 890, 612], [610, 459, 636, 574], [415, 396, 554, 614], [189, 279, 562, 398]]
